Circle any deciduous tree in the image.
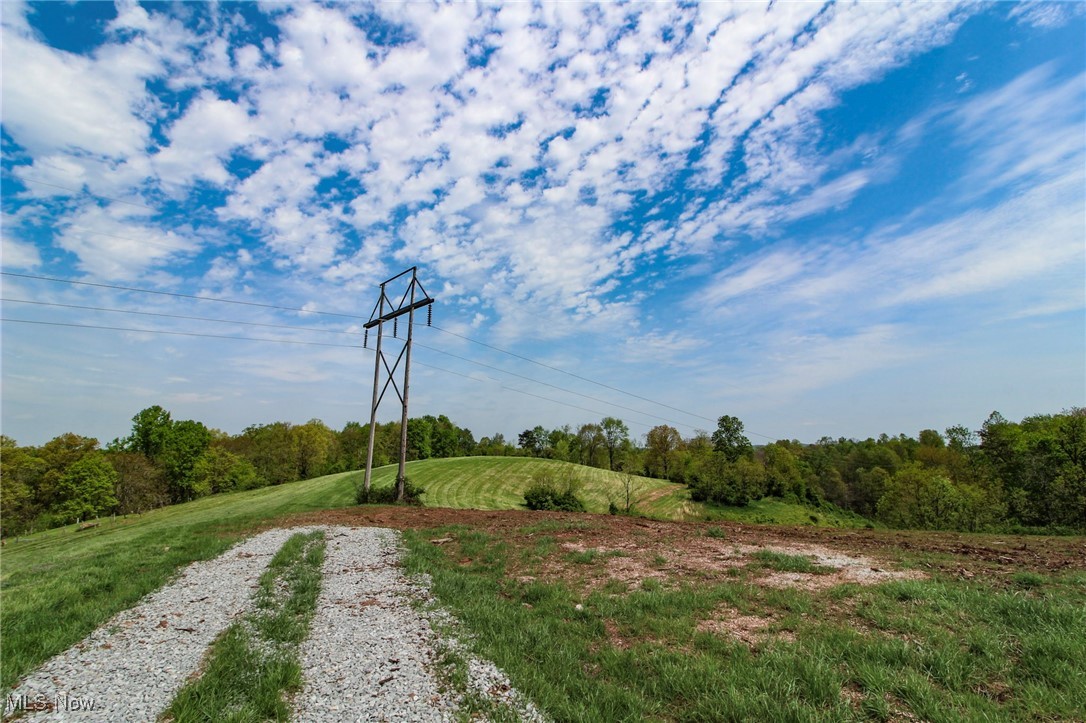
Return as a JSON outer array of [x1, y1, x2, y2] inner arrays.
[[711, 415, 752, 463], [644, 425, 682, 480], [54, 453, 118, 524], [601, 417, 629, 471]]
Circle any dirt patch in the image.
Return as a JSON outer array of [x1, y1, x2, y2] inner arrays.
[[696, 605, 795, 647], [279, 506, 1086, 585], [746, 542, 928, 591]]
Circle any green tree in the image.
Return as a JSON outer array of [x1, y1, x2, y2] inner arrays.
[[161, 420, 212, 502], [406, 417, 433, 461], [763, 443, 808, 501], [518, 426, 547, 457], [601, 417, 629, 471], [293, 419, 336, 479], [242, 422, 298, 485], [477, 432, 514, 457], [916, 429, 951, 469], [852, 466, 891, 517], [36, 433, 100, 510], [456, 425, 476, 457], [690, 452, 765, 507], [576, 423, 606, 468], [877, 465, 965, 530], [192, 447, 261, 496], [429, 415, 460, 459], [126, 405, 173, 459], [335, 421, 369, 472], [644, 425, 682, 480], [0, 439, 41, 535], [547, 426, 576, 462], [108, 451, 170, 514], [53, 454, 119, 524], [712, 415, 752, 463]]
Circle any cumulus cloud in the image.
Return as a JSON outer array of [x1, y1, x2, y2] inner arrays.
[[0, 29, 153, 159], [4, 1, 1077, 369]]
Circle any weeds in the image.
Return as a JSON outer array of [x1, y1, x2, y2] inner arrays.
[[750, 549, 835, 574]]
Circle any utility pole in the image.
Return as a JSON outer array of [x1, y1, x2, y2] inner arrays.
[[362, 267, 434, 501]]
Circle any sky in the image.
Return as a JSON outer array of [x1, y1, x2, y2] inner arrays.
[[1, 1, 1084, 448]]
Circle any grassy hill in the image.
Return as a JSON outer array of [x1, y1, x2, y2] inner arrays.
[[366, 456, 694, 517], [1, 456, 862, 690], [4, 456, 1080, 721], [367, 456, 868, 527]]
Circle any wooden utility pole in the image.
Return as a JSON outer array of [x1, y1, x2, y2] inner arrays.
[[362, 267, 434, 501]]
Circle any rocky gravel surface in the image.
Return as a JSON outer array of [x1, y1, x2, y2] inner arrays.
[[293, 526, 453, 722], [5, 527, 307, 722], [6, 525, 543, 722], [293, 526, 544, 722]]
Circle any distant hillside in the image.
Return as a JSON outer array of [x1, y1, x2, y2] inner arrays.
[[361, 456, 691, 517], [361, 457, 868, 527]]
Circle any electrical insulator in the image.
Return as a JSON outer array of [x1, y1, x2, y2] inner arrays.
[[393, 319, 398, 338], [427, 304, 432, 326], [363, 329, 369, 348]]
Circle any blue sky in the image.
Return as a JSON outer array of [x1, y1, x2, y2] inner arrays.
[[2, 1, 1083, 447]]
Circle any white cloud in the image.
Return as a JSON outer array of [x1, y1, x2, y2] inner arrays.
[[1009, 2, 1085, 30], [737, 325, 922, 401], [702, 251, 809, 307], [877, 170, 1085, 307], [7, 1, 1082, 446], [54, 204, 198, 280], [0, 27, 154, 159], [1, 233, 42, 269], [154, 93, 257, 187], [952, 66, 1086, 195]]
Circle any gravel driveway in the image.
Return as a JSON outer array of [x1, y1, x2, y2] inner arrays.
[[4, 526, 541, 722]]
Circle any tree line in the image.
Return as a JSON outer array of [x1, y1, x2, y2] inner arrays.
[[0, 406, 486, 536], [2, 405, 1082, 536], [644, 410, 1084, 532], [507, 410, 1085, 532]]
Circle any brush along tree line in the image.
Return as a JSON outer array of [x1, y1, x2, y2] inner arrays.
[[1, 406, 1083, 536]]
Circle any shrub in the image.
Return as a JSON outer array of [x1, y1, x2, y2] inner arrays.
[[524, 468, 585, 512], [356, 477, 425, 505]]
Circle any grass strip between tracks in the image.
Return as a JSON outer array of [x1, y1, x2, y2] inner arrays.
[[165, 530, 326, 722]]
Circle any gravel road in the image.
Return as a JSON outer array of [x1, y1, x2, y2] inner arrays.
[[5, 527, 309, 722], [5, 526, 542, 722]]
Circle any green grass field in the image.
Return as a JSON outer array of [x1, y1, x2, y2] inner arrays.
[[0, 470, 357, 690], [1, 456, 857, 691], [403, 525, 1086, 721], [2, 455, 1083, 720]]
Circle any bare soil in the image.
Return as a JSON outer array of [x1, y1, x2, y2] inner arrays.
[[281, 506, 1086, 583], [280, 507, 1085, 654]]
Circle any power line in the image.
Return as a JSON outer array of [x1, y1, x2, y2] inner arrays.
[[0, 317, 365, 349], [1, 272, 698, 422], [412, 340, 701, 432], [0, 316, 653, 430], [1, 272, 368, 321], [427, 323, 719, 426], [2, 313, 688, 432], [0, 298, 364, 337], [0, 271, 771, 438]]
